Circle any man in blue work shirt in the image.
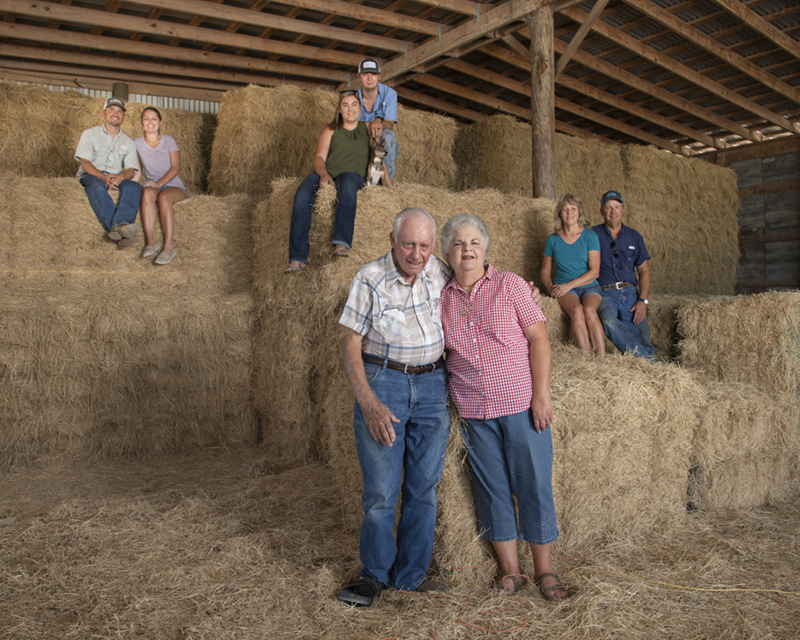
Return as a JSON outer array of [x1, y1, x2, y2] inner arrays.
[[591, 190, 656, 360], [357, 58, 398, 184]]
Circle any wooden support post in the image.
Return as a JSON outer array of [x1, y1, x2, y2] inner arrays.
[[112, 81, 128, 101], [527, 7, 556, 200]]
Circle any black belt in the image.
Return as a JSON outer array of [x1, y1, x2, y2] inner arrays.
[[362, 353, 444, 374], [600, 281, 636, 291]]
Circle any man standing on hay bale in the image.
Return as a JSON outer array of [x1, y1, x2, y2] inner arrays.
[[337, 207, 450, 606], [75, 97, 142, 249], [592, 190, 656, 360], [357, 58, 398, 183]]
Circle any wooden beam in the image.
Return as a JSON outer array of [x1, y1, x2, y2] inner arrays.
[[415, 73, 531, 119], [709, 0, 800, 62], [380, 0, 552, 82], [528, 7, 557, 199], [739, 231, 800, 245], [251, 0, 442, 35], [403, 0, 478, 16], [4, 0, 373, 64], [120, 0, 410, 53], [502, 34, 531, 62], [624, 0, 800, 110], [554, 0, 610, 78], [561, 5, 800, 134], [394, 86, 487, 122], [739, 178, 800, 198], [0, 22, 350, 82], [709, 135, 800, 164]]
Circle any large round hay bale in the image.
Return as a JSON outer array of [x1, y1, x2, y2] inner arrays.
[[209, 85, 458, 200], [0, 82, 206, 194]]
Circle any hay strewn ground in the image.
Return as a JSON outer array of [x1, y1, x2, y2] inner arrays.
[[0, 82, 206, 194], [209, 85, 458, 199], [1, 449, 798, 640]]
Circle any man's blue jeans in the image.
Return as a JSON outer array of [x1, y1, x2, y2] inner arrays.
[[288, 171, 364, 263], [597, 287, 655, 360], [381, 130, 398, 181], [79, 174, 142, 232], [353, 361, 450, 591]]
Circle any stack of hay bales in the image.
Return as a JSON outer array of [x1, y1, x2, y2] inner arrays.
[[209, 85, 458, 200], [678, 293, 800, 509], [0, 82, 206, 194], [252, 179, 708, 582], [453, 115, 740, 297], [0, 174, 257, 469]]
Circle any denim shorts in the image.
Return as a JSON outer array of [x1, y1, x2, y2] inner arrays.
[[566, 283, 602, 301]]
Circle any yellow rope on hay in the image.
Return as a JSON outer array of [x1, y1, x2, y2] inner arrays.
[[645, 580, 800, 595]]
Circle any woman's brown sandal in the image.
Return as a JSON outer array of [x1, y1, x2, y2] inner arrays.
[[494, 573, 523, 596], [534, 573, 567, 601]]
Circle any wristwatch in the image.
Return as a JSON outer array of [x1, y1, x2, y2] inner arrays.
[[638, 298, 649, 305]]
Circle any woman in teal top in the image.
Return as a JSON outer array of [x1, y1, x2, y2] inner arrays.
[[540, 194, 605, 356], [285, 90, 371, 274]]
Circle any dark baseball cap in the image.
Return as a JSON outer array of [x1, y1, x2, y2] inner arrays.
[[103, 97, 126, 112], [601, 190, 623, 206], [358, 58, 381, 74]]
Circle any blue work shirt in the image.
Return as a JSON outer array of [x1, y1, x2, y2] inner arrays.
[[592, 224, 651, 286], [358, 83, 398, 123]]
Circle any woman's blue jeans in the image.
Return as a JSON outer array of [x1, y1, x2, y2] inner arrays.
[[79, 174, 142, 232], [288, 171, 364, 263], [353, 361, 450, 591]]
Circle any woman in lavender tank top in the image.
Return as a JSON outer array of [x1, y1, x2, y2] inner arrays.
[[134, 107, 187, 265]]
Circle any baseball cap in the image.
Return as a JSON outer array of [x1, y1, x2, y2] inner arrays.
[[103, 97, 126, 112], [358, 58, 381, 74], [601, 190, 623, 206]]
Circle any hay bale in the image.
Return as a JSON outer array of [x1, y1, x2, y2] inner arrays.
[[0, 291, 257, 470], [209, 85, 458, 199], [453, 115, 622, 212], [677, 292, 800, 395], [0, 174, 253, 294], [0, 82, 206, 194], [621, 145, 739, 295]]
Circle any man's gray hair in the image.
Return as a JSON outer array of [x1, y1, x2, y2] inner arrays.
[[440, 213, 491, 258], [392, 207, 437, 242]]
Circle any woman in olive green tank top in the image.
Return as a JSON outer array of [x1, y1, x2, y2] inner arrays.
[[286, 91, 371, 274]]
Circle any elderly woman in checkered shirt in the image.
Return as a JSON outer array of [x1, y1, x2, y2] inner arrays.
[[439, 213, 566, 602]]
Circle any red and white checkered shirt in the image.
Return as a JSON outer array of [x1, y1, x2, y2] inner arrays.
[[441, 265, 547, 419]]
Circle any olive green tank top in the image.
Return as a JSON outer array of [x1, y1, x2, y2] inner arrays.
[[325, 121, 370, 179]]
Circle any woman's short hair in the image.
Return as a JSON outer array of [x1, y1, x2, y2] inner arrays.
[[330, 90, 362, 129], [392, 207, 437, 243], [440, 213, 491, 261], [553, 194, 589, 234]]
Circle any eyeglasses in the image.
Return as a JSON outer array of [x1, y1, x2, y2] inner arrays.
[[610, 241, 619, 259]]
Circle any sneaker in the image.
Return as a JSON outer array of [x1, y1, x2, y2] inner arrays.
[[117, 236, 139, 249], [108, 223, 139, 241], [142, 245, 160, 258], [154, 248, 177, 265]]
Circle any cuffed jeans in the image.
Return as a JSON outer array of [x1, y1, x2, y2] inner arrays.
[[79, 174, 142, 232], [288, 171, 364, 263], [598, 287, 655, 360], [462, 410, 559, 545], [353, 361, 450, 591], [381, 129, 398, 180]]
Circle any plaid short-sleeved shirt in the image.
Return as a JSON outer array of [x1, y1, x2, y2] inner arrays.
[[339, 252, 450, 366], [441, 265, 547, 419]]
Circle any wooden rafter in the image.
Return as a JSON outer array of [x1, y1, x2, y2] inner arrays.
[[709, 0, 800, 60], [554, 0, 610, 78]]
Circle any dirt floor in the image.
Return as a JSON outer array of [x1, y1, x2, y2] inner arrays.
[[1, 447, 798, 640]]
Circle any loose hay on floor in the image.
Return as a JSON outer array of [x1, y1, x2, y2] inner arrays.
[[2, 450, 798, 640], [209, 85, 458, 199], [0, 174, 253, 294], [0, 82, 206, 194], [0, 292, 257, 470]]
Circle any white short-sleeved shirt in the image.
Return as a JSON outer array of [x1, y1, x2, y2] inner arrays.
[[75, 125, 139, 178]]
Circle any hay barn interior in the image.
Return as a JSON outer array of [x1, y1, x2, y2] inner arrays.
[[1, 1, 799, 638]]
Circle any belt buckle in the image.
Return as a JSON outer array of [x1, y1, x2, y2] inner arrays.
[[403, 363, 412, 374], [615, 282, 623, 290]]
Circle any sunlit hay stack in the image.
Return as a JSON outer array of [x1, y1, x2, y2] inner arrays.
[[621, 145, 739, 296], [677, 292, 800, 396], [1, 174, 253, 294], [0, 291, 256, 470], [209, 85, 458, 200], [540, 296, 570, 347], [251, 179, 553, 462], [454, 114, 622, 211], [0, 82, 205, 194]]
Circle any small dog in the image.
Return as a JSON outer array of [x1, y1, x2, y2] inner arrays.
[[366, 138, 388, 187]]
